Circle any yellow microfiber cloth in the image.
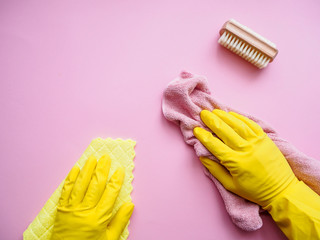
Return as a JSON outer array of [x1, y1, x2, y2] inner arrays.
[[23, 138, 136, 240]]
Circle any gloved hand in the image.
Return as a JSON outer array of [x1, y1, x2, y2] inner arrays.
[[51, 155, 134, 240], [194, 109, 320, 240], [193, 109, 297, 207]]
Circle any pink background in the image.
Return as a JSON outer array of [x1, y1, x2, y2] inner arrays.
[[1, 0, 320, 239]]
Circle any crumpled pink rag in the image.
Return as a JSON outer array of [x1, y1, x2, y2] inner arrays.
[[162, 71, 320, 231]]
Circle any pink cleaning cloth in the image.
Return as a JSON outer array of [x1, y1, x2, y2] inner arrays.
[[162, 71, 320, 231]]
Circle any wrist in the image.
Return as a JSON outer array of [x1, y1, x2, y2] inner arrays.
[[252, 175, 299, 208], [263, 180, 320, 213], [262, 180, 320, 239]]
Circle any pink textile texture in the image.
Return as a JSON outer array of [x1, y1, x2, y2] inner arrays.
[[162, 71, 320, 231]]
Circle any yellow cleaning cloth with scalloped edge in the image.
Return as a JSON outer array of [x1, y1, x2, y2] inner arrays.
[[23, 138, 136, 240]]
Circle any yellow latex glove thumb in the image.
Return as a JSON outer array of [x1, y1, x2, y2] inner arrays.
[[50, 155, 134, 240]]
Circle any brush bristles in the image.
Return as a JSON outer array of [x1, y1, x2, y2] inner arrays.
[[218, 31, 271, 69]]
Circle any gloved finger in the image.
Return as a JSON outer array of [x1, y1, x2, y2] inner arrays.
[[194, 127, 235, 163], [200, 110, 247, 149], [59, 165, 80, 207], [97, 167, 125, 220], [106, 202, 134, 240], [69, 156, 97, 206], [200, 157, 237, 193], [229, 112, 265, 136], [212, 109, 256, 140], [82, 155, 111, 207]]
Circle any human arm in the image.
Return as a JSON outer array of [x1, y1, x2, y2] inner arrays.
[[194, 109, 320, 239]]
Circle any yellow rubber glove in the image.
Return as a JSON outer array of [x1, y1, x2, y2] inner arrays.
[[194, 109, 320, 240], [50, 155, 134, 240]]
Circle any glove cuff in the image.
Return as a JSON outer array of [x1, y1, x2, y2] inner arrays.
[[262, 180, 320, 239]]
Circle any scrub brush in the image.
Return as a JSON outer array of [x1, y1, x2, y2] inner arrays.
[[218, 19, 278, 69]]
